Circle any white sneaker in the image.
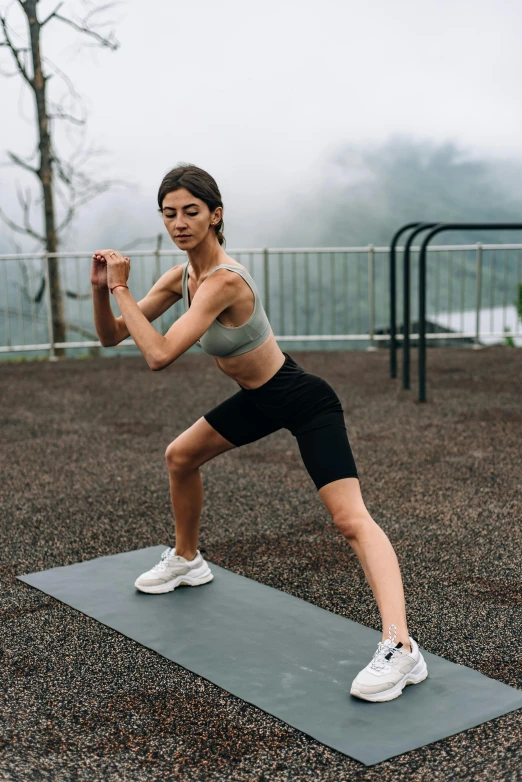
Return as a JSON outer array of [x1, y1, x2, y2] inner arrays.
[[350, 625, 428, 702], [134, 547, 213, 594]]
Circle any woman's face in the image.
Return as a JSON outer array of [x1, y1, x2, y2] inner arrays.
[[161, 188, 222, 250]]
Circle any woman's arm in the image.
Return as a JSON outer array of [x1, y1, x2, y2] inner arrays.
[[95, 250, 237, 370], [154, 269, 237, 370], [113, 269, 236, 371], [91, 255, 182, 355]]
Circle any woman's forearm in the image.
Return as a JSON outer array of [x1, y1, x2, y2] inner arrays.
[[92, 284, 120, 346], [111, 286, 166, 369]]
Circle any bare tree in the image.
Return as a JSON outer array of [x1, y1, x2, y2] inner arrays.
[[0, 0, 121, 356]]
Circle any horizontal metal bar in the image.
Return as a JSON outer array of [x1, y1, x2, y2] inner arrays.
[[2, 244, 522, 261], [274, 332, 518, 341], [0, 344, 55, 352], [274, 334, 378, 341], [0, 339, 135, 352], [2, 329, 518, 355]]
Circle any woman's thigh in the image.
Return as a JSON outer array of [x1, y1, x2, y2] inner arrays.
[[168, 390, 284, 471], [295, 415, 359, 491], [166, 416, 237, 470], [203, 389, 283, 447]]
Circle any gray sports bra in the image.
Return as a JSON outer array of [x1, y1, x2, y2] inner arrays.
[[181, 262, 271, 358]]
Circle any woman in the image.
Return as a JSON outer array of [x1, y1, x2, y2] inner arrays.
[[91, 164, 427, 702]]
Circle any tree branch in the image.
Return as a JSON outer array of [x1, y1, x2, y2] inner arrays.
[[51, 144, 126, 234], [54, 179, 117, 234], [83, 2, 121, 25], [7, 150, 38, 174], [16, 185, 47, 242], [0, 62, 25, 77], [41, 55, 82, 101], [55, 205, 74, 234], [40, 2, 65, 27], [53, 12, 119, 50], [0, 203, 45, 243], [18, 259, 46, 305], [65, 290, 93, 301], [53, 153, 73, 186], [48, 109, 86, 125], [64, 321, 100, 342], [0, 13, 32, 86]]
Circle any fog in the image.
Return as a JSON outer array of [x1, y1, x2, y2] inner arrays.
[[1, 0, 522, 252]]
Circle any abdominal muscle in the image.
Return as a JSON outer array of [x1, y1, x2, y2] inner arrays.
[[213, 331, 286, 389]]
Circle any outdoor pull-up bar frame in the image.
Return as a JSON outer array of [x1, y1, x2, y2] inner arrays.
[[401, 223, 441, 390], [389, 222, 422, 378]]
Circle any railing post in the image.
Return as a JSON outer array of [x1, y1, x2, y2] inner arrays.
[[263, 247, 270, 320], [154, 233, 164, 332], [154, 234, 162, 284], [474, 243, 483, 350], [367, 245, 377, 351], [44, 252, 57, 361]]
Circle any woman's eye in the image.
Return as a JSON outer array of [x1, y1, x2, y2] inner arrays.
[[164, 211, 198, 218]]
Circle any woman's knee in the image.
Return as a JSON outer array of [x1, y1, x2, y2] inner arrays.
[[165, 439, 195, 473], [333, 512, 375, 539]]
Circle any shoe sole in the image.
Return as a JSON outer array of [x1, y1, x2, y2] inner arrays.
[[350, 655, 428, 702], [134, 565, 214, 594]]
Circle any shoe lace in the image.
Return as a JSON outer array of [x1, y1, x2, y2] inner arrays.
[[151, 547, 177, 572], [370, 624, 401, 671]]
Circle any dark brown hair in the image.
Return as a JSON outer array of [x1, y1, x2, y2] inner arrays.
[[157, 163, 225, 246]]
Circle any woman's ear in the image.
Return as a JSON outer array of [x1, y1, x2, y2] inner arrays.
[[211, 206, 223, 225]]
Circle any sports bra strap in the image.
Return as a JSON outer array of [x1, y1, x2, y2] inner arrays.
[[205, 264, 249, 278]]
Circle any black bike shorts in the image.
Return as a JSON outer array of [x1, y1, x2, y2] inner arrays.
[[203, 352, 358, 491]]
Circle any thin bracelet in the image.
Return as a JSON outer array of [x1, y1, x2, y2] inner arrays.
[[110, 284, 129, 294]]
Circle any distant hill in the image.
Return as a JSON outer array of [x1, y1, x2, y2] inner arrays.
[[272, 137, 522, 248]]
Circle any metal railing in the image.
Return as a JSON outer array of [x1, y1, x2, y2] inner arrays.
[[1, 245, 521, 360]]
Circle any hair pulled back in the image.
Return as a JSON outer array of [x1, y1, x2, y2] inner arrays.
[[158, 163, 225, 246]]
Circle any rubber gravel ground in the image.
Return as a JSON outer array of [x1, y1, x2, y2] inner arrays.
[[0, 346, 521, 782]]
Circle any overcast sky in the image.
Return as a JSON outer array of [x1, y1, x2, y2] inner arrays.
[[1, 0, 522, 248]]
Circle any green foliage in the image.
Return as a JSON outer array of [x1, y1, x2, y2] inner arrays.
[[503, 327, 515, 347]]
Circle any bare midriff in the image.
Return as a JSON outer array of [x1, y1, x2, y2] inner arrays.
[[213, 331, 286, 389]]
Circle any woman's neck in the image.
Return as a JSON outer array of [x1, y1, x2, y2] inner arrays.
[[186, 234, 226, 279]]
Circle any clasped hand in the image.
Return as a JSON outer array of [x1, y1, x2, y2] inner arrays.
[[92, 249, 131, 289]]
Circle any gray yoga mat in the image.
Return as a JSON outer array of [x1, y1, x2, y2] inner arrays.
[[18, 545, 522, 766]]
